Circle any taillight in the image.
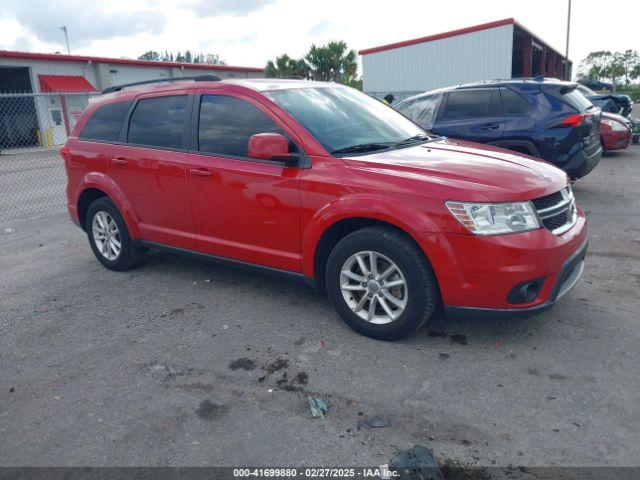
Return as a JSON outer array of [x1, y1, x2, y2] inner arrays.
[[561, 113, 587, 127]]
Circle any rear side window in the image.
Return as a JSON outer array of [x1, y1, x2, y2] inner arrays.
[[128, 95, 187, 149], [561, 89, 593, 113], [398, 94, 441, 127], [198, 95, 282, 157], [500, 88, 530, 114], [79, 101, 131, 142], [442, 89, 502, 120]]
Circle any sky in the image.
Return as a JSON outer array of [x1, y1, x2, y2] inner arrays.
[[1, 0, 639, 77]]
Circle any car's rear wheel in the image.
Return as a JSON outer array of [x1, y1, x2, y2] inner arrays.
[[86, 198, 142, 271], [325, 225, 438, 340]]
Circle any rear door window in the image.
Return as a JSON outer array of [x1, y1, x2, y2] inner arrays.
[[79, 101, 131, 142], [500, 88, 530, 114], [441, 89, 500, 120], [198, 95, 283, 158], [127, 95, 188, 149]]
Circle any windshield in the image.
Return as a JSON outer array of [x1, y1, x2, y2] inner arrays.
[[265, 86, 429, 155]]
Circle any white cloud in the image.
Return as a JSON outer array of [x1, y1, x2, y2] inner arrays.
[[0, 0, 639, 74]]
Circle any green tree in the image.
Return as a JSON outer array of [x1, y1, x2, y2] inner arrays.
[[265, 41, 359, 87], [138, 51, 161, 61], [341, 76, 363, 91], [145, 50, 224, 65], [618, 50, 640, 84], [305, 41, 357, 83], [265, 54, 310, 79], [204, 53, 225, 66], [579, 50, 639, 91]]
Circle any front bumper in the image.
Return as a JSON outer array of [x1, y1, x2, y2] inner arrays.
[[444, 240, 587, 319], [416, 210, 588, 318]]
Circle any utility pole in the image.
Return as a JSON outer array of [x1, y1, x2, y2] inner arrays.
[[565, 0, 571, 80], [60, 26, 70, 54]]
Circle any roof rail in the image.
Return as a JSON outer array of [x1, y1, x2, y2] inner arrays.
[[102, 75, 222, 94]]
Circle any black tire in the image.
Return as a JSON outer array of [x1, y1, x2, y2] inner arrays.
[[86, 197, 143, 271], [325, 225, 439, 341]]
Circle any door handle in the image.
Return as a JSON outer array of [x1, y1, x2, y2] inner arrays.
[[188, 168, 213, 177], [480, 124, 500, 131], [111, 157, 129, 166]]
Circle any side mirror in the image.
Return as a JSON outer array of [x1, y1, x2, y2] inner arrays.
[[248, 133, 298, 164]]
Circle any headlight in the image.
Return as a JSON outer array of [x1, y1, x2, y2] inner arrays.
[[602, 119, 628, 132], [446, 201, 540, 235]]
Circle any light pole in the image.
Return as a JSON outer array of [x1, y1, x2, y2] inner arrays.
[[60, 26, 70, 54], [565, 0, 571, 80]]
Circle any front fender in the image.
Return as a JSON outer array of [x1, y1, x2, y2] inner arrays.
[[76, 172, 141, 239], [301, 194, 439, 278]]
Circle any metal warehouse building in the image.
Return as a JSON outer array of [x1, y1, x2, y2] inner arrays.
[[0, 50, 263, 149], [360, 18, 572, 101]]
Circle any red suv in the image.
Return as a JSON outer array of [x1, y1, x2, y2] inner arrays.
[[62, 77, 588, 340]]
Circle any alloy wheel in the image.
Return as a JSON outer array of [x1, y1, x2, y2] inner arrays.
[[92, 211, 121, 261], [339, 250, 408, 324]]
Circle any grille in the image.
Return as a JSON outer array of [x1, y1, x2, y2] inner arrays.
[[531, 191, 563, 211], [543, 211, 569, 231], [532, 187, 576, 234]]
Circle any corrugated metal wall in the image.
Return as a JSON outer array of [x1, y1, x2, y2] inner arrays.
[[0, 58, 264, 94], [363, 23, 514, 98], [0, 58, 100, 92]]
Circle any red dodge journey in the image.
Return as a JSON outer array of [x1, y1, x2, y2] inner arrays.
[[62, 77, 587, 340]]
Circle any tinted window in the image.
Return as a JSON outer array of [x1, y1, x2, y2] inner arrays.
[[500, 88, 530, 114], [79, 101, 131, 141], [577, 85, 596, 96], [128, 96, 187, 149], [487, 90, 503, 116], [397, 94, 442, 127], [442, 89, 500, 119], [562, 89, 593, 113], [198, 95, 282, 157]]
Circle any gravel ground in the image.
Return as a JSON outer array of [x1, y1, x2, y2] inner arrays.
[[1, 146, 639, 472]]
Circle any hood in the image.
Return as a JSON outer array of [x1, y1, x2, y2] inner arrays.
[[342, 138, 568, 203]]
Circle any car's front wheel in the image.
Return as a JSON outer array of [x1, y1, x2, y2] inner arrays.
[[86, 197, 142, 271], [325, 225, 439, 341]]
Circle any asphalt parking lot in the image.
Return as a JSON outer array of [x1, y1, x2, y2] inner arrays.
[[1, 145, 640, 473]]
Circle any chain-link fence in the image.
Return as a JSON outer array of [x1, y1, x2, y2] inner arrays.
[[0, 92, 98, 224]]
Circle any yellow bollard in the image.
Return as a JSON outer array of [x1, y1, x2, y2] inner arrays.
[[45, 129, 52, 148], [37, 129, 42, 147]]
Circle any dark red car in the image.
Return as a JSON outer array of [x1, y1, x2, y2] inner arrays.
[[62, 77, 588, 340], [600, 112, 632, 151]]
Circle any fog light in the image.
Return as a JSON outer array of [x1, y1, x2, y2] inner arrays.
[[507, 277, 545, 304]]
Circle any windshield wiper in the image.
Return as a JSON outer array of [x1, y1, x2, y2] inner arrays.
[[392, 134, 434, 147], [331, 142, 394, 155]]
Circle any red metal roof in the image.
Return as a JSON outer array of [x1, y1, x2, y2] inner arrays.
[[359, 18, 516, 55], [39, 74, 97, 93], [0, 50, 264, 73]]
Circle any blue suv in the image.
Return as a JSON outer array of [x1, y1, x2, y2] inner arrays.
[[395, 79, 602, 179]]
